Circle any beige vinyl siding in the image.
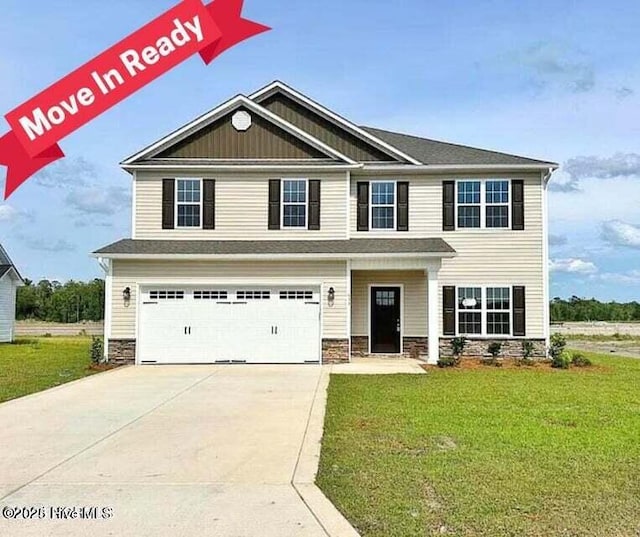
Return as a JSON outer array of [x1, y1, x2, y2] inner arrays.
[[0, 275, 16, 342], [135, 171, 347, 240], [351, 270, 427, 337], [110, 259, 347, 340], [350, 173, 545, 337]]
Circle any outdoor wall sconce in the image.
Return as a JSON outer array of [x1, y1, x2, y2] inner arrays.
[[123, 287, 131, 302], [328, 287, 335, 303]]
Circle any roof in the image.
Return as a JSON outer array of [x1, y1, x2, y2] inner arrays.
[[123, 81, 556, 169], [94, 238, 456, 257], [361, 127, 558, 167], [0, 245, 23, 283]]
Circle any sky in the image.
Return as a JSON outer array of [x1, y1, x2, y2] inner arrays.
[[0, 0, 639, 300]]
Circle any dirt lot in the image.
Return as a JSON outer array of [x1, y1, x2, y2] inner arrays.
[[552, 322, 640, 358]]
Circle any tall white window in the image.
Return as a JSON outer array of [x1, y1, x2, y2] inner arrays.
[[282, 179, 307, 228], [371, 181, 395, 229], [456, 180, 510, 229], [176, 179, 201, 228], [457, 286, 512, 336]]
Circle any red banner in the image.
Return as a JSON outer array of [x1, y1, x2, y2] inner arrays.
[[0, 0, 269, 198]]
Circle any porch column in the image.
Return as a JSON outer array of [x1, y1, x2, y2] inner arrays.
[[426, 261, 441, 365]]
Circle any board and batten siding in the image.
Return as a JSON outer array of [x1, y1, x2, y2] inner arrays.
[[134, 171, 348, 240], [351, 270, 427, 337], [0, 275, 16, 342], [110, 260, 348, 340], [350, 173, 546, 338]]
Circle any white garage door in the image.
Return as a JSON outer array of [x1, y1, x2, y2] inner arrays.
[[137, 286, 321, 364]]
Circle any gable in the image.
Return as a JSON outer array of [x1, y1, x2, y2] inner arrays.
[[258, 93, 397, 162], [157, 107, 330, 160]]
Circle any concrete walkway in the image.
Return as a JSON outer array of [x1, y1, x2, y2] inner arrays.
[[332, 356, 427, 375], [0, 365, 356, 537]]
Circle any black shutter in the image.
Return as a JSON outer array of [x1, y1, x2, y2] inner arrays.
[[443, 181, 455, 231], [308, 180, 321, 230], [357, 182, 369, 231], [513, 286, 526, 336], [268, 179, 280, 230], [512, 180, 524, 230], [162, 178, 175, 230], [443, 285, 456, 336], [397, 181, 409, 231], [202, 179, 215, 230]]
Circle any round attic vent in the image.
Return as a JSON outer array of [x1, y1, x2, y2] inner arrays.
[[232, 110, 252, 131]]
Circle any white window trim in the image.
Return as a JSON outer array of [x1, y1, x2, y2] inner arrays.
[[369, 180, 397, 231], [455, 285, 513, 338], [455, 179, 511, 230], [175, 178, 203, 230], [280, 178, 309, 229]]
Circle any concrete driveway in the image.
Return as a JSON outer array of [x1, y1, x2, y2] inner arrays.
[[0, 365, 329, 536]]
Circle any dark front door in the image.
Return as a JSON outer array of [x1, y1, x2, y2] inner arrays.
[[370, 286, 401, 353]]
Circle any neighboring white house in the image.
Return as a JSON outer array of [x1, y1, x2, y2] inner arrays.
[[94, 81, 557, 366], [0, 244, 24, 342]]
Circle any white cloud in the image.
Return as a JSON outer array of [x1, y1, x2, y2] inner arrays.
[[601, 220, 640, 249], [33, 157, 98, 188], [549, 233, 567, 246], [515, 41, 595, 94], [598, 270, 640, 285], [19, 237, 76, 253], [65, 186, 130, 216], [0, 205, 20, 222], [549, 258, 598, 275]]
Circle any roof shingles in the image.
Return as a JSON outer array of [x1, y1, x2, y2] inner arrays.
[[94, 238, 455, 257]]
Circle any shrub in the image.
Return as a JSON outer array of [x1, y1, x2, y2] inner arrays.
[[549, 333, 566, 361], [481, 357, 503, 367], [451, 337, 467, 359], [522, 340, 534, 359], [90, 336, 104, 365], [487, 342, 502, 358], [570, 352, 593, 367], [43, 333, 52, 338], [437, 355, 457, 368], [551, 349, 571, 369]]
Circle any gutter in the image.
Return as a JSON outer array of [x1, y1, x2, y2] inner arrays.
[[361, 163, 560, 173]]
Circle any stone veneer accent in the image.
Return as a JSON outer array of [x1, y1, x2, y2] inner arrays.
[[439, 338, 547, 359], [351, 336, 428, 359], [322, 339, 350, 364], [108, 339, 136, 365]]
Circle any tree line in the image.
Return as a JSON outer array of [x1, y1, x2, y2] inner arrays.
[[550, 296, 640, 322], [14, 280, 640, 323], [17, 279, 104, 323]]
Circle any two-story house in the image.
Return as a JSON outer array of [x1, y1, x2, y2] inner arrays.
[[93, 81, 557, 366]]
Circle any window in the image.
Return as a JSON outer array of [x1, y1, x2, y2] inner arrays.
[[485, 181, 509, 228], [375, 290, 396, 306], [193, 290, 228, 300], [371, 181, 395, 229], [280, 290, 314, 300], [237, 290, 270, 300], [149, 290, 185, 300], [486, 287, 511, 335], [176, 179, 201, 228], [456, 180, 510, 229], [456, 286, 512, 336], [457, 287, 482, 334], [282, 179, 307, 228]]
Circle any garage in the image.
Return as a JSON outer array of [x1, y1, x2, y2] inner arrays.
[[137, 286, 321, 364]]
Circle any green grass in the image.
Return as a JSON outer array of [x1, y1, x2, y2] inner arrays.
[[317, 353, 640, 537], [0, 337, 98, 403]]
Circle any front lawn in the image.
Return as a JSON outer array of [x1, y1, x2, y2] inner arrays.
[[317, 353, 640, 537], [0, 337, 98, 403]]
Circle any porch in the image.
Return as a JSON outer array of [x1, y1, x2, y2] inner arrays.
[[348, 258, 442, 365]]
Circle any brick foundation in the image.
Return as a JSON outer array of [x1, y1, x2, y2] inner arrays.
[[439, 338, 547, 359], [107, 339, 136, 365], [322, 339, 349, 364], [350, 336, 428, 360]]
